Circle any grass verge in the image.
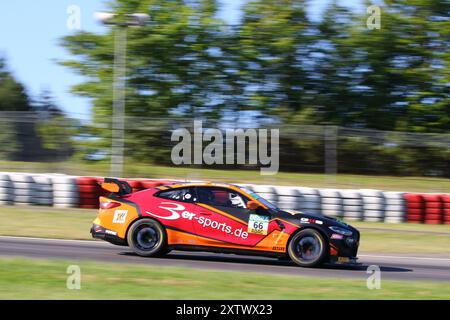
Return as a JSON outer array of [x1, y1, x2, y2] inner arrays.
[[0, 205, 449, 255], [0, 257, 449, 299]]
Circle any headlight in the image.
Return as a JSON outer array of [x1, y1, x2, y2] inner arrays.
[[329, 226, 353, 236]]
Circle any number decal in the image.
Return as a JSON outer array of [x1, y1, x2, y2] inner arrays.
[[248, 214, 269, 235]]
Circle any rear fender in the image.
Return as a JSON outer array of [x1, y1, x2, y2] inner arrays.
[[94, 196, 140, 239]]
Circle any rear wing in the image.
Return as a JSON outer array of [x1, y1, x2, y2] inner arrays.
[[100, 178, 132, 196]]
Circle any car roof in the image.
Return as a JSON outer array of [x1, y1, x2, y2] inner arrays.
[[159, 181, 241, 190], [155, 181, 268, 209]]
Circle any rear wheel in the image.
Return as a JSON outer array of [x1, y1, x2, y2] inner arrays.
[[127, 218, 168, 257], [288, 229, 327, 267]]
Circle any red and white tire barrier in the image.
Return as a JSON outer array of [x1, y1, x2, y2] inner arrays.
[[0, 173, 13, 205], [0, 171, 448, 225], [51, 175, 79, 208], [340, 190, 363, 221], [442, 194, 450, 225], [319, 189, 343, 219], [383, 192, 405, 223], [422, 194, 443, 225], [404, 193, 424, 223]]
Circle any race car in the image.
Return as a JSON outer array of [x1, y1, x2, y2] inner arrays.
[[91, 178, 360, 267]]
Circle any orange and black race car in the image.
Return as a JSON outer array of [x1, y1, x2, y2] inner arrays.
[[91, 178, 360, 267]]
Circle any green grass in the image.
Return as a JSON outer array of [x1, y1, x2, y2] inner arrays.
[[0, 205, 96, 240], [350, 221, 450, 233], [1, 160, 449, 192], [0, 205, 449, 255], [358, 230, 450, 254], [0, 257, 449, 299]]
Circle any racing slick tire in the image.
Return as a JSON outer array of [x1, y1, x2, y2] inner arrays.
[[127, 218, 168, 257], [288, 229, 328, 268]]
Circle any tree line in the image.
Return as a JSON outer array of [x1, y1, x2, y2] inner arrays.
[[0, 58, 77, 161], [60, 0, 449, 133], [0, 0, 448, 176]]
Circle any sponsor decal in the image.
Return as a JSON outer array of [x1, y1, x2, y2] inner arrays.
[[112, 210, 128, 223], [300, 217, 310, 224], [146, 202, 249, 239], [146, 202, 183, 220], [272, 246, 285, 251], [105, 229, 117, 236], [331, 233, 344, 240], [248, 214, 269, 235], [300, 217, 323, 225]]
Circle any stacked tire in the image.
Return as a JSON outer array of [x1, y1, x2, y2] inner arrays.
[[51, 175, 79, 208], [0, 173, 13, 205], [297, 187, 321, 215], [340, 189, 363, 221], [404, 193, 424, 223], [442, 194, 450, 225], [319, 189, 343, 218], [274, 186, 301, 211], [76, 177, 102, 209], [10, 173, 34, 205], [31, 174, 53, 206], [422, 194, 443, 225], [383, 192, 406, 223], [361, 189, 385, 222]]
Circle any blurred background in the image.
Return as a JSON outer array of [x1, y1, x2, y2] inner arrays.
[[0, 0, 448, 184], [0, 0, 449, 300]]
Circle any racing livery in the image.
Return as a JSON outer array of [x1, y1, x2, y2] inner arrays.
[[91, 179, 360, 267]]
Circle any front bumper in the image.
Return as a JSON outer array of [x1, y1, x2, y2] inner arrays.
[[91, 224, 127, 246], [329, 255, 360, 266], [329, 232, 360, 265]]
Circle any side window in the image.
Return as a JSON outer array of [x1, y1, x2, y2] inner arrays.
[[196, 187, 248, 209], [156, 188, 197, 203]]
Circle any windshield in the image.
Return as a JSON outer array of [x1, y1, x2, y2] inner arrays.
[[239, 187, 280, 210]]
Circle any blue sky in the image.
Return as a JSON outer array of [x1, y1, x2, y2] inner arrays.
[[0, 0, 363, 121]]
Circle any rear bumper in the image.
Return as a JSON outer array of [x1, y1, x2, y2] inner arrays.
[[91, 224, 127, 246]]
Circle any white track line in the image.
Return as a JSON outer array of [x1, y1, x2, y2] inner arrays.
[[0, 235, 107, 245], [359, 254, 450, 261]]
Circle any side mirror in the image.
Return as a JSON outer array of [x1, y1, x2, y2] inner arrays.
[[246, 200, 260, 210]]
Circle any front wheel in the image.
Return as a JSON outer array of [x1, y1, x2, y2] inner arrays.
[[288, 229, 328, 267], [127, 218, 168, 257]]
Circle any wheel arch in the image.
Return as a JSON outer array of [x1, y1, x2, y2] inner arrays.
[[124, 216, 167, 246], [287, 225, 330, 255]]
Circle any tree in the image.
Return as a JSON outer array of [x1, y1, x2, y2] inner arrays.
[[317, 0, 449, 132], [33, 89, 77, 160], [0, 57, 38, 160], [0, 57, 31, 112], [237, 0, 313, 119], [59, 0, 227, 162], [58, 0, 449, 175]]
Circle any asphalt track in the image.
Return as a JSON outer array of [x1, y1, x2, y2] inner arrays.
[[1, 236, 450, 282]]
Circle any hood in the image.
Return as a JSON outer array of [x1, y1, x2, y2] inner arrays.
[[277, 209, 357, 230]]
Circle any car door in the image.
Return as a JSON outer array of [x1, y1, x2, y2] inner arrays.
[[191, 186, 280, 250], [143, 187, 199, 244]]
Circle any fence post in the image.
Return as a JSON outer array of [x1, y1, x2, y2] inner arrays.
[[324, 125, 338, 176]]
